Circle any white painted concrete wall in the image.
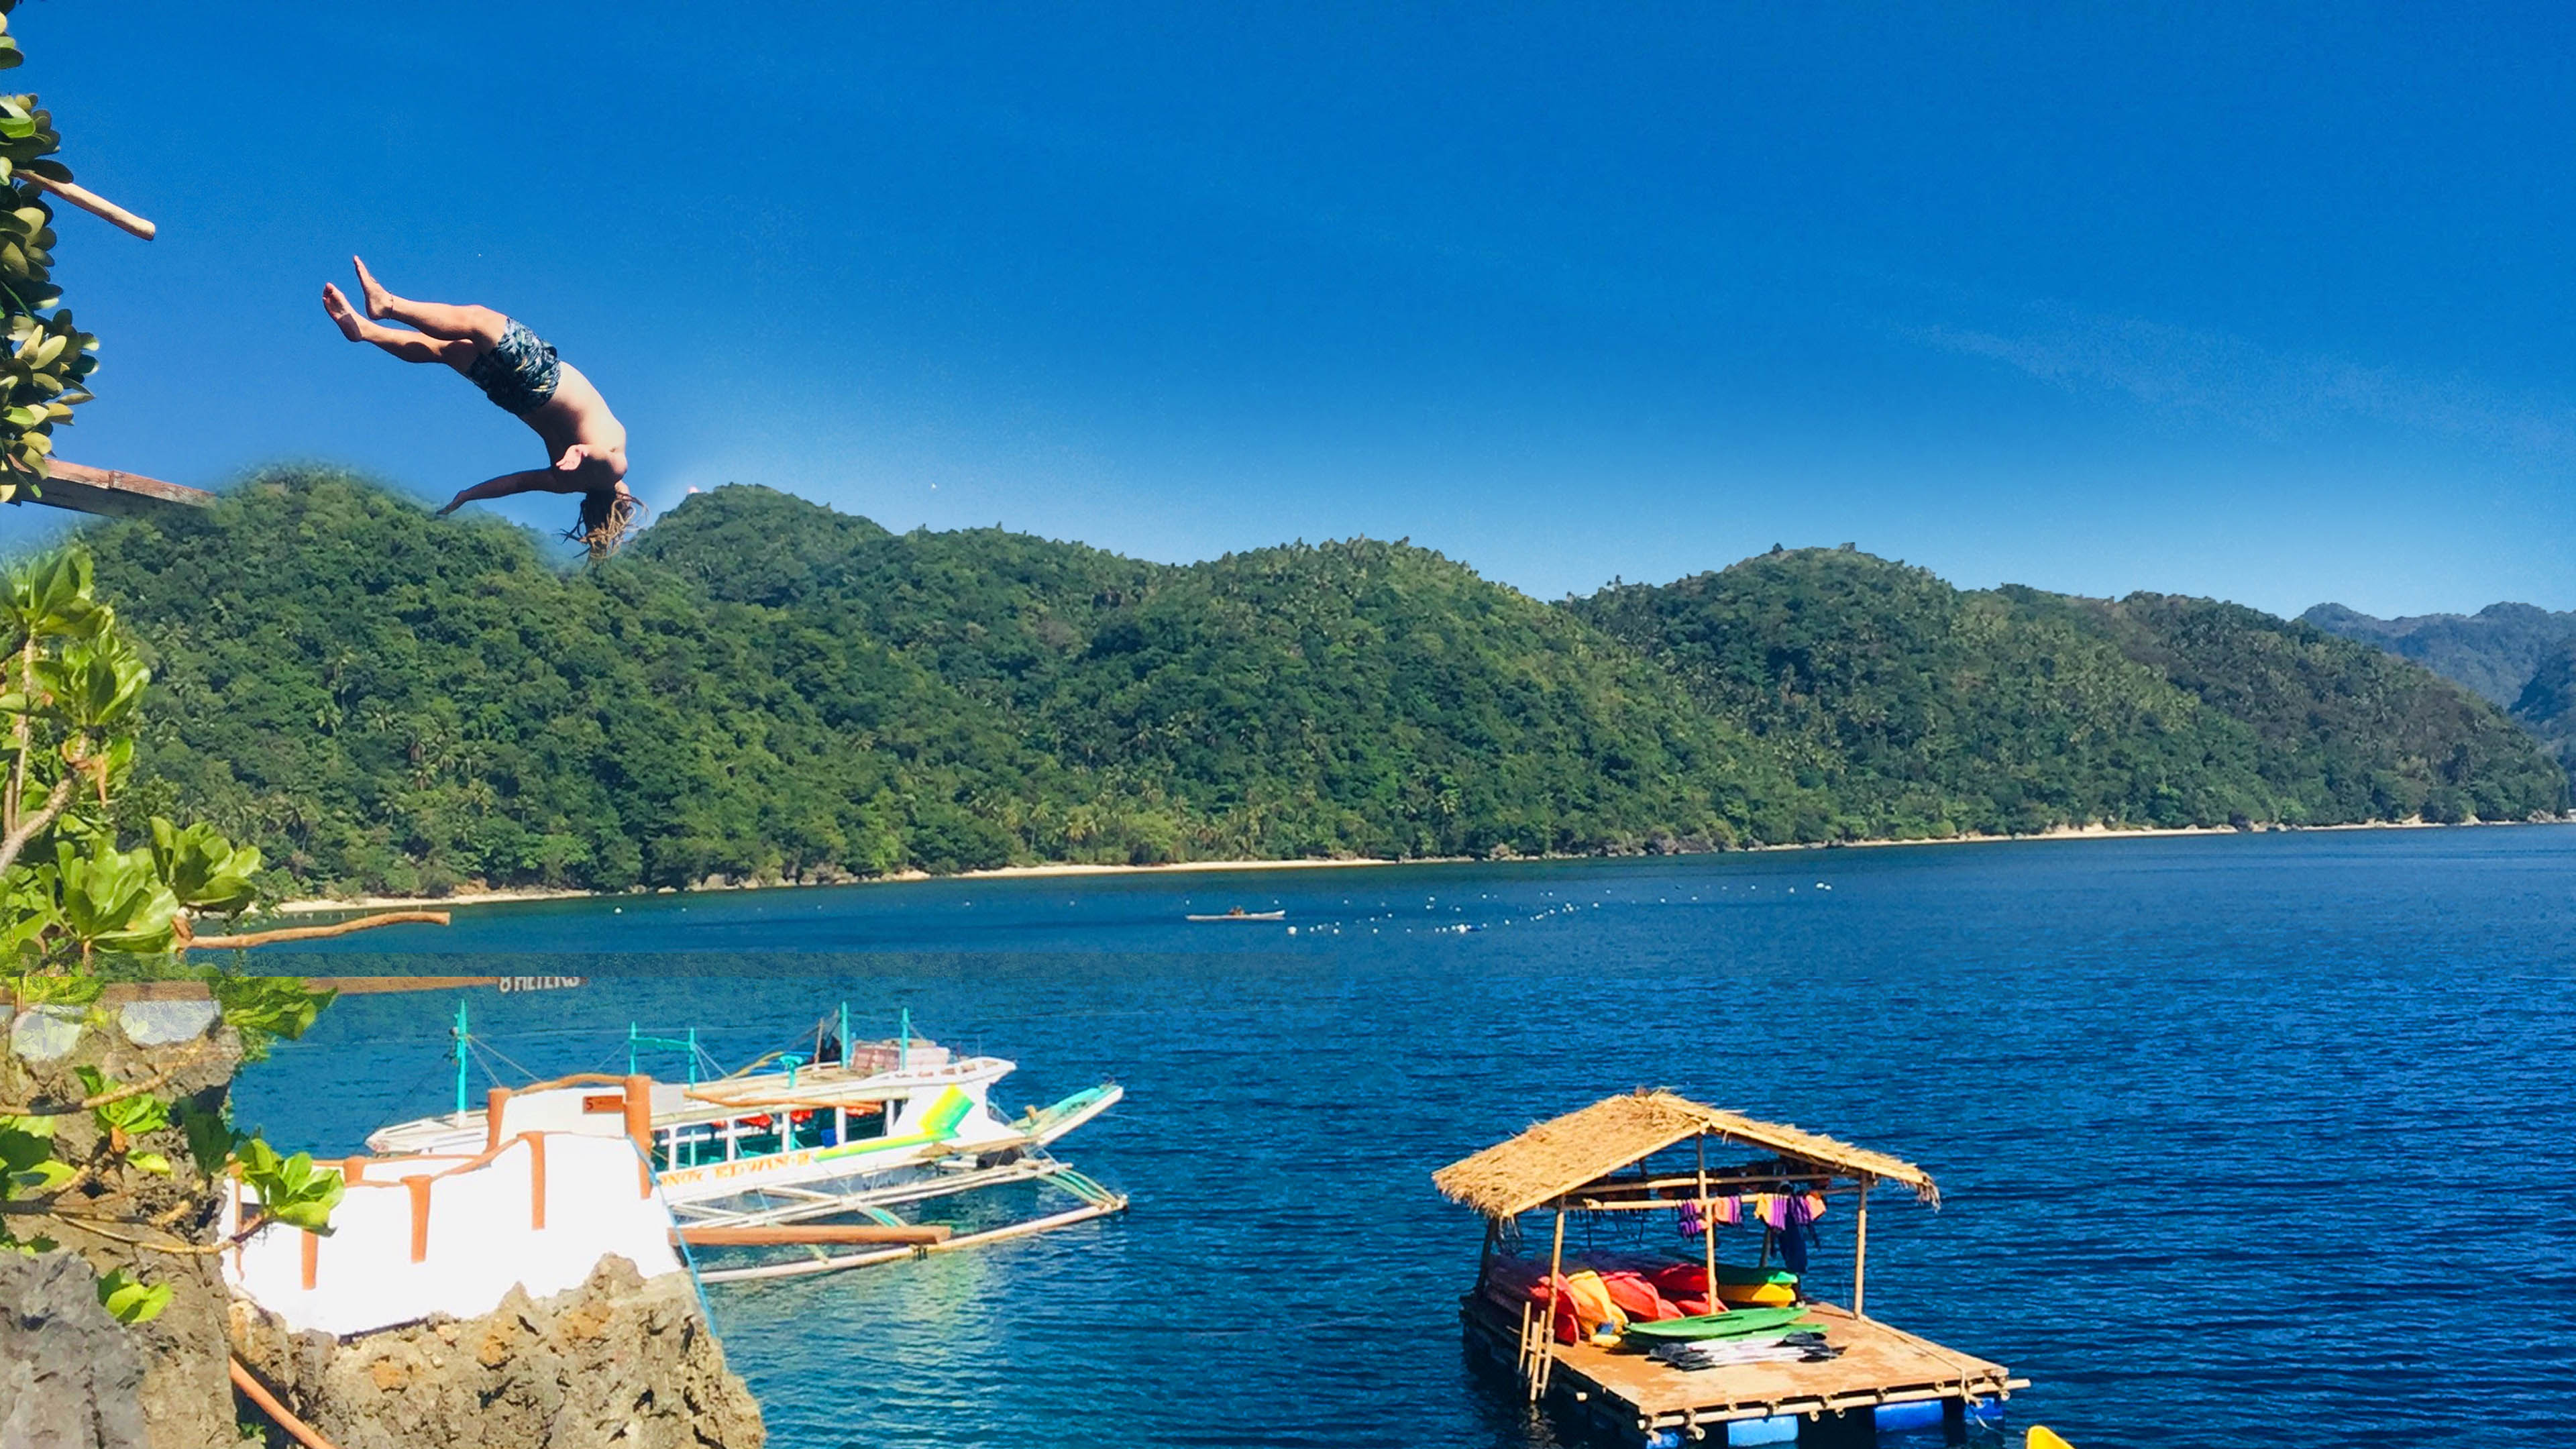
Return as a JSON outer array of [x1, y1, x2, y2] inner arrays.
[[225, 1132, 684, 1337]]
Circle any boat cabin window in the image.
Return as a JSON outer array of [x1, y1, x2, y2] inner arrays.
[[733, 1114, 784, 1159], [840, 1102, 888, 1142], [659, 1122, 726, 1169], [789, 1108, 833, 1150]]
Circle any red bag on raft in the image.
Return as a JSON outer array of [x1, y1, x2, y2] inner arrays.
[[1597, 1270, 1682, 1322], [1520, 1275, 1587, 1344], [1648, 1262, 1708, 1296]]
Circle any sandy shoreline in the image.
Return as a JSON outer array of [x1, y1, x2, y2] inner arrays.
[[264, 815, 2557, 916]]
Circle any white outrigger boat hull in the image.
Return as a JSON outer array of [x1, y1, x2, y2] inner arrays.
[[366, 1021, 1126, 1283]]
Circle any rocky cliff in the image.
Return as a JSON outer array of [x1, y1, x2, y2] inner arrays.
[[229, 1255, 765, 1449], [5, 1000, 765, 1449], [0, 1251, 150, 1449], [5, 1000, 250, 1449]]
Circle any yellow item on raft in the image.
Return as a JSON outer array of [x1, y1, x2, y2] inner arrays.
[[1713, 1278, 1799, 1308], [2028, 1429, 2075, 1449], [1558, 1270, 1628, 1344]]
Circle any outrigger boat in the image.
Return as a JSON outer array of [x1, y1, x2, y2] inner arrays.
[[366, 1006, 1127, 1283], [1185, 908, 1285, 922]]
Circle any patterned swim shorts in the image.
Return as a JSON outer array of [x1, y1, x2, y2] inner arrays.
[[466, 318, 562, 415]]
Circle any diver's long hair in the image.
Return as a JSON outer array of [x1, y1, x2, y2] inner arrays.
[[566, 490, 647, 560]]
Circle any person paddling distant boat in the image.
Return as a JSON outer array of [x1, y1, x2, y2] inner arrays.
[[320, 257, 643, 556]]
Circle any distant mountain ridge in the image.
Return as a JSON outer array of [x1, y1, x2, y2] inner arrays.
[[63, 474, 2567, 898], [2298, 601, 2576, 707]]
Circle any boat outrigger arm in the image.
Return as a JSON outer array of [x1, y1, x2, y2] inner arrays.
[[661, 1080, 1131, 1284]]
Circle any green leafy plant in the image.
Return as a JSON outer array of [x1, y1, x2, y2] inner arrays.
[[93, 1267, 170, 1325], [151, 818, 262, 916], [0, 548, 335, 1324], [209, 973, 333, 1062], [171, 1099, 241, 1176], [233, 1138, 342, 1234]]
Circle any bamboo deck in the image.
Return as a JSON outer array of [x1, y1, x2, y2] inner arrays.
[[1465, 1298, 2025, 1443]]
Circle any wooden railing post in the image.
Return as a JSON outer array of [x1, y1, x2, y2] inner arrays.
[[404, 1176, 433, 1264], [523, 1132, 547, 1230], [623, 1075, 654, 1197]]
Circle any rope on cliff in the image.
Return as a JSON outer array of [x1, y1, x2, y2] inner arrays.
[[229, 1357, 342, 1449]]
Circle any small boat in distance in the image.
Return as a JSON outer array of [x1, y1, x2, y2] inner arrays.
[[1186, 907, 1286, 922]]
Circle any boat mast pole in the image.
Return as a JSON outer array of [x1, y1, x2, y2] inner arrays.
[[451, 1000, 470, 1122], [839, 1001, 851, 1065], [899, 1007, 911, 1071]]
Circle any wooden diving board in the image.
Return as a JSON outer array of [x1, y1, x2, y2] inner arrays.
[[9, 460, 213, 517]]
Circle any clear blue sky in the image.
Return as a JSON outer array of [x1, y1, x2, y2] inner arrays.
[[2, 1, 2569, 617]]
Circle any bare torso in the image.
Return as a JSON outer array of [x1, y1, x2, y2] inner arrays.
[[444, 352, 628, 492]]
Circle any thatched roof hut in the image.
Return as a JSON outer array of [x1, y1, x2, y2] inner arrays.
[[1434, 1091, 2022, 1426], [1433, 1089, 1939, 1220]]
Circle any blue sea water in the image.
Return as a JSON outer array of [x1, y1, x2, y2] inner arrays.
[[237, 828, 2576, 1448]]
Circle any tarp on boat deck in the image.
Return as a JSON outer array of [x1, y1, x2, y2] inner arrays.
[[1432, 1090, 1938, 1219]]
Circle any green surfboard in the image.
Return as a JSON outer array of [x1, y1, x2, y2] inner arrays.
[[1621, 1307, 1821, 1344]]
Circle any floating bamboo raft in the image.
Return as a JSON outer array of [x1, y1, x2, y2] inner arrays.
[[1434, 1091, 2029, 1447], [1462, 1297, 2025, 1444]]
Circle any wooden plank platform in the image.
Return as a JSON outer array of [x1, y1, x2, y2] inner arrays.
[[1466, 1298, 2025, 1436], [10, 460, 213, 517]]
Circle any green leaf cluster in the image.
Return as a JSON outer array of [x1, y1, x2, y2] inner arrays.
[[94, 1267, 169, 1325], [0, 548, 267, 970], [233, 1138, 341, 1234]]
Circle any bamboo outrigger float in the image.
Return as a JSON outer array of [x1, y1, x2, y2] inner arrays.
[[1435, 1091, 2026, 1447]]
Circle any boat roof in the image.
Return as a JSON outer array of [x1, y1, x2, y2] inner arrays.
[[1431, 1089, 1939, 1219]]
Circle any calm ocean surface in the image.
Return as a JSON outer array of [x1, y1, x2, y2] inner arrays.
[[237, 828, 2576, 1448]]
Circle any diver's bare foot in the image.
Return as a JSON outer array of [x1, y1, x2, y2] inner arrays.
[[352, 256, 393, 319], [321, 282, 366, 341]]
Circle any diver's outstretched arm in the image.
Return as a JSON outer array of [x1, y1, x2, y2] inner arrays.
[[437, 468, 584, 515]]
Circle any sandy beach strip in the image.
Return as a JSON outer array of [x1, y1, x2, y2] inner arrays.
[[266, 814, 2538, 916]]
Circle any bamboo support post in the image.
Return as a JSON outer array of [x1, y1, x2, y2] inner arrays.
[[1697, 1133, 1716, 1306], [1853, 1174, 1872, 1319], [19, 171, 155, 241], [1534, 1204, 1567, 1401]]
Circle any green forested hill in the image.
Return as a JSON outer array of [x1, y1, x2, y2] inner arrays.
[[2509, 638, 2576, 762], [637, 484, 1801, 859], [67, 474, 2565, 898], [1568, 548, 2565, 835]]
